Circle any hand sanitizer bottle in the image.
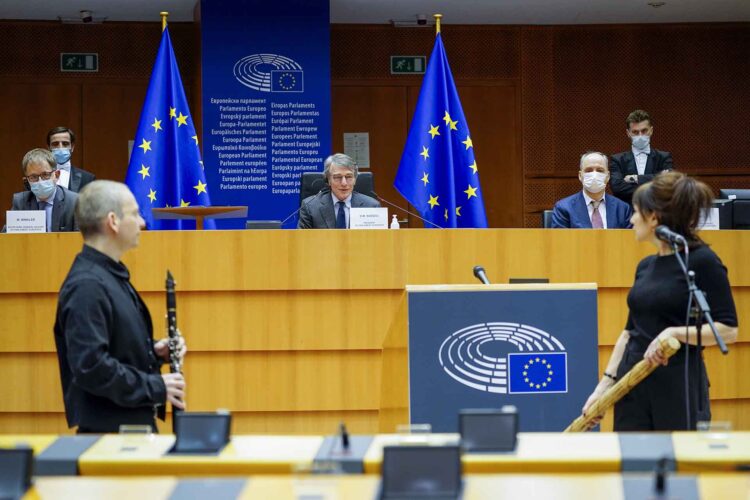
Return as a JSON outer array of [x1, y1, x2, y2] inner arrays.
[[390, 214, 400, 229]]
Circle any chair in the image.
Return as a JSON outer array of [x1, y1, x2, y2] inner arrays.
[[299, 171, 376, 204], [542, 209, 554, 228]]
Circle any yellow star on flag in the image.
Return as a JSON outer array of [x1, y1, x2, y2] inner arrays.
[[180, 199, 191, 207], [176, 113, 188, 127], [192, 135, 199, 145], [147, 188, 157, 203], [138, 138, 152, 153], [456, 206, 462, 216], [428, 124, 440, 139], [421, 172, 429, 186], [194, 180, 207, 195], [464, 184, 478, 199], [443, 110, 452, 125], [169, 107, 177, 119], [138, 164, 150, 179], [444, 208, 449, 220], [428, 194, 439, 209], [151, 118, 162, 132], [469, 161, 478, 174], [462, 136, 473, 149], [420, 146, 429, 160], [448, 119, 458, 131]]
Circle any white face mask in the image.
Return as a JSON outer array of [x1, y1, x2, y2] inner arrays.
[[582, 172, 607, 194], [631, 134, 650, 151]]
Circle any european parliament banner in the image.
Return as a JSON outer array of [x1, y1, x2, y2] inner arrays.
[[201, 0, 331, 228], [407, 285, 598, 432]]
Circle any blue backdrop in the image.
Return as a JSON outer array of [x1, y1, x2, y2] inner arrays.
[[201, 0, 331, 228], [407, 288, 598, 432]]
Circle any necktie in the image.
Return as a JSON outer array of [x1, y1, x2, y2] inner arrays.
[[45, 201, 53, 232], [591, 200, 603, 229], [336, 201, 347, 229]]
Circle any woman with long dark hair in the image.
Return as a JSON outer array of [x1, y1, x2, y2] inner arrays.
[[583, 171, 738, 430]]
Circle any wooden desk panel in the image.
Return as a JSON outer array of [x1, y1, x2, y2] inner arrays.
[[1, 230, 747, 433]]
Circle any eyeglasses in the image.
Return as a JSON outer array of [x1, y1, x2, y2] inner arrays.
[[331, 174, 355, 184], [25, 171, 56, 183]]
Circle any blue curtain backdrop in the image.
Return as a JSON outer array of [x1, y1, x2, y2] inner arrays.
[[125, 27, 213, 230], [394, 33, 488, 228]]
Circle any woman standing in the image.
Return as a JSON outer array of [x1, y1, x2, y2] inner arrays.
[[583, 172, 738, 430]]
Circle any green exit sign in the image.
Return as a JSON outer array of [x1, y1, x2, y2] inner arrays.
[[60, 53, 99, 72], [391, 56, 426, 75]]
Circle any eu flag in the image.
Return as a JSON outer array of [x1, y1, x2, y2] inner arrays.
[[394, 33, 488, 228], [508, 353, 568, 394], [271, 70, 304, 92], [125, 27, 212, 230]]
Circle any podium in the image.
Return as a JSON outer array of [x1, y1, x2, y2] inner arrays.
[[379, 284, 599, 433], [152, 206, 248, 230]]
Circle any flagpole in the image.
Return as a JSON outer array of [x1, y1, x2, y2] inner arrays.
[[161, 11, 168, 32], [434, 14, 442, 35]]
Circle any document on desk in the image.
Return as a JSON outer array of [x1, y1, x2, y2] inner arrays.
[[350, 207, 388, 229]]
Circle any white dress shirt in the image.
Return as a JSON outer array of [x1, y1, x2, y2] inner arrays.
[[632, 146, 651, 176], [57, 161, 72, 189]]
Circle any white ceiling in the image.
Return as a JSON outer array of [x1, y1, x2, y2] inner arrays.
[[0, 0, 748, 24]]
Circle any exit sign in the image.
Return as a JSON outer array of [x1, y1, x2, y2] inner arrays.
[[60, 53, 99, 72], [390, 56, 426, 75]]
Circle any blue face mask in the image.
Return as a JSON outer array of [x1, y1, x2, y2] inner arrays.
[[52, 148, 72, 165], [30, 178, 56, 200], [631, 135, 650, 151]]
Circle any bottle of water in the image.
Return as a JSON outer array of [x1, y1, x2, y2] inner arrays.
[[390, 214, 400, 229]]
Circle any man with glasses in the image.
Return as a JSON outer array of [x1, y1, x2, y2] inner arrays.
[[609, 110, 673, 205], [298, 153, 380, 229], [6, 148, 78, 232], [47, 126, 96, 193]]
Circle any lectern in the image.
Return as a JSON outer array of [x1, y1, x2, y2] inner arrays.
[[379, 284, 599, 432], [152, 206, 248, 230]]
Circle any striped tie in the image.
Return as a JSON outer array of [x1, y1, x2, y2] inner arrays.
[[591, 200, 603, 229]]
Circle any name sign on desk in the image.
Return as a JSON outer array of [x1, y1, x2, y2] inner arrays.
[[350, 207, 388, 229], [5, 211, 45, 233], [407, 286, 598, 432]]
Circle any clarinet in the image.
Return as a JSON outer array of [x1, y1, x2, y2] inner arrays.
[[165, 270, 182, 430]]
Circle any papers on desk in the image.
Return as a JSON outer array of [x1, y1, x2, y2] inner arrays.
[[5, 211, 45, 233]]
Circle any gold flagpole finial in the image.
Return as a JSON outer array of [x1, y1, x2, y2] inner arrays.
[[160, 11, 169, 32], [434, 14, 442, 35]]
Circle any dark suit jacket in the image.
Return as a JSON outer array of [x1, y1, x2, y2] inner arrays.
[[298, 189, 381, 229], [7, 186, 78, 232], [609, 149, 673, 205], [68, 166, 96, 193], [551, 192, 632, 229]]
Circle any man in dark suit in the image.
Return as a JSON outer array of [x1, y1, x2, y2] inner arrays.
[[5, 148, 78, 232], [552, 152, 632, 229], [47, 126, 96, 193], [298, 153, 381, 229], [609, 110, 673, 205]]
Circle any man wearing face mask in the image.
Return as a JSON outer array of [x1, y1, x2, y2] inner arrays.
[[47, 126, 96, 193], [609, 110, 673, 205], [4, 148, 78, 232], [551, 152, 632, 229]]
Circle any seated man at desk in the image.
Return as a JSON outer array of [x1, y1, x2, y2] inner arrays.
[[5, 148, 78, 232], [551, 152, 632, 229], [298, 153, 380, 229]]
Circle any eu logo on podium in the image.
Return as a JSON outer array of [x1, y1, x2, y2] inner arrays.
[[508, 353, 568, 394]]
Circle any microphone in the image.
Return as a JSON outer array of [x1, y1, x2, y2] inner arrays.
[[339, 422, 350, 451], [655, 225, 686, 246], [473, 265, 491, 285]]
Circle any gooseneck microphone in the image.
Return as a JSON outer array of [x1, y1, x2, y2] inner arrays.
[[655, 225, 686, 245], [473, 265, 491, 285]]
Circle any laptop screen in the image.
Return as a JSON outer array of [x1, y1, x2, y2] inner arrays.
[[174, 413, 230, 453], [460, 411, 517, 452], [381, 445, 461, 498]]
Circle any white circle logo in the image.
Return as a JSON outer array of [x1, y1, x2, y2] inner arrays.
[[233, 53, 303, 92], [438, 322, 566, 394]]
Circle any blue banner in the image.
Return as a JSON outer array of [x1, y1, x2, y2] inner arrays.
[[201, 0, 331, 228], [125, 27, 212, 230], [408, 288, 598, 432], [394, 33, 488, 228]]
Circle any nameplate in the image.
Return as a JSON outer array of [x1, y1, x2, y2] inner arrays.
[[698, 207, 720, 230], [350, 207, 388, 229], [5, 211, 46, 233]]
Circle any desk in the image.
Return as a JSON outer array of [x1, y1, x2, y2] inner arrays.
[[1, 230, 748, 434]]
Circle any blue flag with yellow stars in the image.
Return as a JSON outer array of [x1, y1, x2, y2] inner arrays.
[[394, 33, 488, 228], [125, 27, 212, 230]]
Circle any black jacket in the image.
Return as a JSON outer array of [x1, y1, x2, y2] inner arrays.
[[609, 148, 673, 205], [54, 245, 166, 432]]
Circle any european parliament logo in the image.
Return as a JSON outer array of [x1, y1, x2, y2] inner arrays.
[[438, 322, 568, 395], [233, 53, 304, 93]]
